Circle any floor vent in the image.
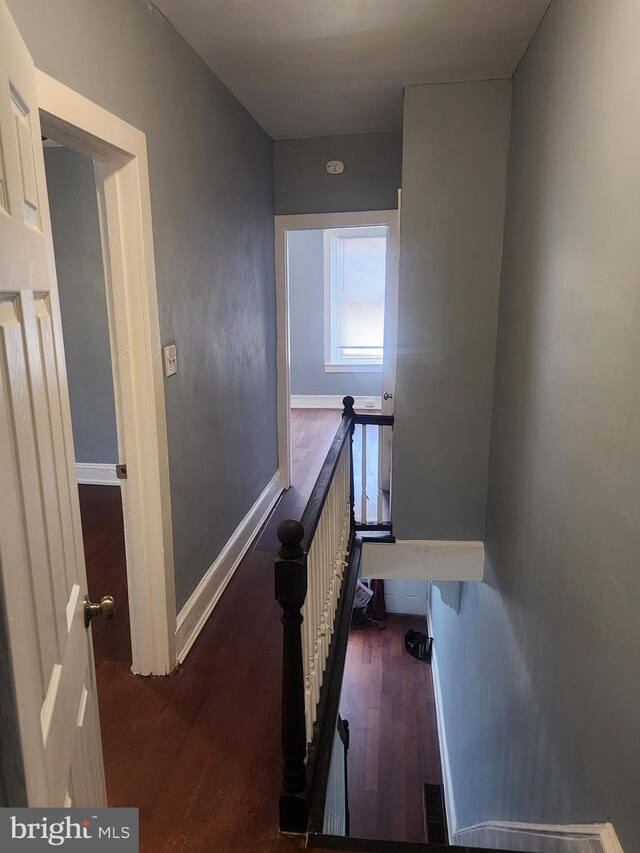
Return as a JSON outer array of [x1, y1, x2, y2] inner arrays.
[[423, 782, 448, 845]]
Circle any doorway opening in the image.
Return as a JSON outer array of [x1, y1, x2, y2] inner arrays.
[[2, 16, 174, 808], [275, 210, 399, 524], [37, 69, 176, 688], [42, 141, 131, 670]]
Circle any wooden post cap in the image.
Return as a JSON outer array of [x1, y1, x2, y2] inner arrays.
[[342, 395, 355, 415], [277, 519, 304, 559]]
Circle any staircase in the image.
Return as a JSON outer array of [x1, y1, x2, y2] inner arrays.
[[273, 399, 623, 853]]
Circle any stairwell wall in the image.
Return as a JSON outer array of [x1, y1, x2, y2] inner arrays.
[[430, 3, 640, 850]]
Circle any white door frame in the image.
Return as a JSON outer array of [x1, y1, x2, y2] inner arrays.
[[37, 70, 177, 676], [275, 209, 399, 489]]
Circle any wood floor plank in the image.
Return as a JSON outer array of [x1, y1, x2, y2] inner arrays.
[[79, 484, 131, 667], [339, 616, 443, 844], [256, 409, 341, 549]]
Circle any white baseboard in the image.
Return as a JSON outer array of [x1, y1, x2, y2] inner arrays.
[[175, 471, 282, 663], [76, 463, 120, 486], [290, 394, 381, 410], [454, 821, 624, 853], [427, 603, 458, 840]]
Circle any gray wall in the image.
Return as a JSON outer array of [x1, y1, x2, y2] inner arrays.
[[288, 229, 382, 399], [274, 132, 402, 215], [431, 2, 640, 849], [44, 147, 118, 465], [393, 81, 511, 540], [8, 0, 278, 610]]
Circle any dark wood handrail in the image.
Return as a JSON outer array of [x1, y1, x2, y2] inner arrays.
[[353, 412, 394, 427], [299, 412, 354, 554]]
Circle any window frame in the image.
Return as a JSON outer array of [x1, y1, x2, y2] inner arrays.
[[323, 225, 388, 373]]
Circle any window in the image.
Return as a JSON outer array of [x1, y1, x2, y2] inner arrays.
[[324, 225, 387, 372]]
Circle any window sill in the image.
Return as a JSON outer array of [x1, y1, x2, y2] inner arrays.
[[324, 363, 383, 374]]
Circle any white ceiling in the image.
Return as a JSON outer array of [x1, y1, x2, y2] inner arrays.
[[153, 0, 550, 140]]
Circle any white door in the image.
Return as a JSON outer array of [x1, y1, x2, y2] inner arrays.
[[0, 0, 106, 807], [381, 198, 400, 493], [384, 579, 428, 616]]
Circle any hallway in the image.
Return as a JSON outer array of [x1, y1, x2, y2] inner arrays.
[[89, 409, 343, 850]]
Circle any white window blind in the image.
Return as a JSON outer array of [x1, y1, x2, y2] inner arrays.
[[330, 231, 386, 364]]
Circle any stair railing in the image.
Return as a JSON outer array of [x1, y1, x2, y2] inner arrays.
[[275, 396, 395, 833], [352, 411, 395, 530]]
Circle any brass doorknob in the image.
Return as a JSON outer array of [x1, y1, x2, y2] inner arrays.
[[84, 595, 116, 628]]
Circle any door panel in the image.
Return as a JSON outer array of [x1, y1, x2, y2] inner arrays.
[[0, 0, 106, 806], [384, 579, 428, 616]]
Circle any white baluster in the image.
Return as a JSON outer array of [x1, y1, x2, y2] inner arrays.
[[377, 424, 384, 524], [361, 423, 367, 523]]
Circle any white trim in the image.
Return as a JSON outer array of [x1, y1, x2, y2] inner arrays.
[[324, 363, 382, 373], [175, 471, 282, 663], [291, 395, 382, 410], [601, 825, 625, 853], [276, 211, 399, 232], [75, 463, 120, 486], [275, 220, 292, 489], [275, 209, 398, 493], [323, 229, 333, 371], [426, 600, 458, 840], [361, 539, 485, 582], [381, 189, 401, 418], [37, 70, 176, 676], [454, 820, 624, 853]]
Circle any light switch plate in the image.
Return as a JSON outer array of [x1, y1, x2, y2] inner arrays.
[[163, 343, 177, 377]]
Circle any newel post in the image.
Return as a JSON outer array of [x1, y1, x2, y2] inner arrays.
[[342, 396, 356, 533], [275, 519, 308, 833]]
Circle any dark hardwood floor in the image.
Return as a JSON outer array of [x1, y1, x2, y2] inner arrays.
[[340, 616, 443, 844], [96, 546, 307, 853], [290, 408, 343, 495], [79, 484, 131, 668], [256, 408, 340, 549]]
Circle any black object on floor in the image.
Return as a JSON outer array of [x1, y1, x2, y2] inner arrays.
[[423, 782, 448, 845], [404, 629, 433, 662]]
